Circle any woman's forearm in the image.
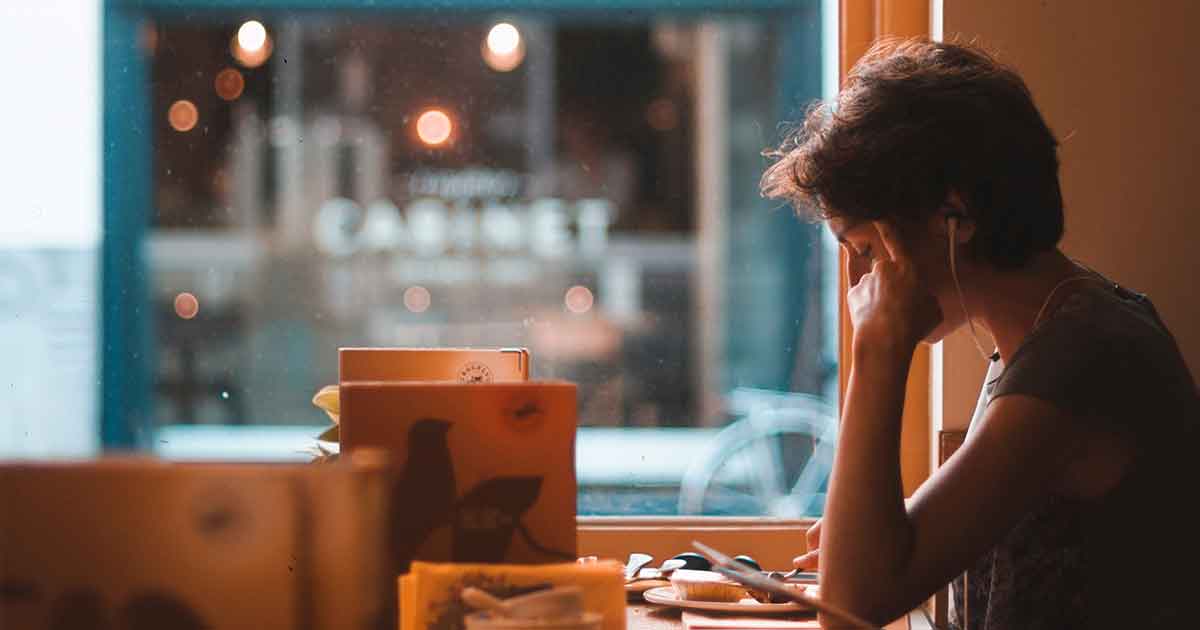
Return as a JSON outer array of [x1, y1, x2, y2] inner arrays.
[[819, 344, 917, 622]]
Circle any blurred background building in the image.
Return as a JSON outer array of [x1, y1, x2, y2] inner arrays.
[[1, 0, 839, 517]]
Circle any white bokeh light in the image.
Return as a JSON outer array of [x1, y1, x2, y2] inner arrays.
[[486, 23, 521, 55], [237, 20, 267, 53]]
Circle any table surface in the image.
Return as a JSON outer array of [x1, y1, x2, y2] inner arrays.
[[626, 603, 924, 630]]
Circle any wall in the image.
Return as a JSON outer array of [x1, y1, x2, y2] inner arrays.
[[937, 0, 1200, 431]]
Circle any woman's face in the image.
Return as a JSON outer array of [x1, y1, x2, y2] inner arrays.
[[828, 216, 969, 344]]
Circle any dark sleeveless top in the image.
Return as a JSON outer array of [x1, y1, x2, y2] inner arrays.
[[950, 279, 1199, 630]]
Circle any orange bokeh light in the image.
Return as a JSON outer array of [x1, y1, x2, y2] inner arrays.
[[174, 292, 199, 319], [167, 100, 198, 132], [564, 285, 594, 314], [415, 109, 453, 146], [403, 286, 432, 313], [214, 68, 245, 101]]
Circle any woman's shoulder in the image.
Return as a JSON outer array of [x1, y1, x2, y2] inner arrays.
[[1012, 280, 1181, 367], [994, 280, 1196, 427]]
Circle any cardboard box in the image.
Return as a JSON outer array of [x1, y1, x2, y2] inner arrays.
[[339, 381, 578, 573], [0, 457, 394, 630]]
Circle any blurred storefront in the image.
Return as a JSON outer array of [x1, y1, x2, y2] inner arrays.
[[13, 0, 840, 515]]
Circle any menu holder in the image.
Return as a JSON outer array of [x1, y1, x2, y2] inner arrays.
[[340, 380, 578, 574]]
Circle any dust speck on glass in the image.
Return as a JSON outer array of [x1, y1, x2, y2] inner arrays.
[[3, 1, 837, 518]]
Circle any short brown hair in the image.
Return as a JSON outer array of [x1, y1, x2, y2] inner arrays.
[[762, 38, 1063, 269]]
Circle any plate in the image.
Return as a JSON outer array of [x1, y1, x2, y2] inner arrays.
[[641, 586, 810, 613]]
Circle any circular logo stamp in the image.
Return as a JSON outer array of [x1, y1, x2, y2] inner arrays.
[[458, 361, 493, 383]]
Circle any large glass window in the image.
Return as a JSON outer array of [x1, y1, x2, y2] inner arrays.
[[4, 1, 838, 518]]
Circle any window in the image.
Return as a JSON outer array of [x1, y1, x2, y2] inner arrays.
[[3, 0, 840, 522]]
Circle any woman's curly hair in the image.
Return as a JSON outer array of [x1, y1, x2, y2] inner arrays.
[[762, 38, 1063, 269]]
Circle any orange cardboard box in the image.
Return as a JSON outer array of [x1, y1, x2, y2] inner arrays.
[[0, 458, 394, 630], [339, 380, 578, 573], [339, 348, 530, 383]]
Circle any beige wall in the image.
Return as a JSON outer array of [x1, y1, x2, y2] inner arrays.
[[936, 0, 1200, 431]]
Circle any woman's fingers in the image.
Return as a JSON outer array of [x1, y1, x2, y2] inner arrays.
[[873, 220, 908, 264], [795, 519, 822, 569], [792, 549, 819, 569], [805, 518, 822, 549]]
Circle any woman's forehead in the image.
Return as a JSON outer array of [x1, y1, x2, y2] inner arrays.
[[827, 218, 874, 244]]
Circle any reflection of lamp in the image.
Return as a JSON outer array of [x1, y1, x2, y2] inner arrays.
[[403, 286, 432, 313], [167, 100, 198, 132], [415, 109, 453, 146], [231, 20, 272, 68], [214, 68, 245, 101], [564, 285, 594, 314], [237, 21, 267, 52], [482, 22, 525, 72]]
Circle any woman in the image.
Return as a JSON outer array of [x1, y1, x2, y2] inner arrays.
[[762, 39, 1198, 629]]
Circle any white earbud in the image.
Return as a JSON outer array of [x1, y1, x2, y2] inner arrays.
[[947, 215, 998, 362]]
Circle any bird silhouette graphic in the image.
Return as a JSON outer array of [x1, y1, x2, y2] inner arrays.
[[390, 419, 457, 573], [388, 418, 573, 573]]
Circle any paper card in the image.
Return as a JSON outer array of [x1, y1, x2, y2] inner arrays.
[[339, 380, 578, 573]]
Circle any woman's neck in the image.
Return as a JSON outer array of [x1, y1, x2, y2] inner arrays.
[[967, 250, 1088, 362]]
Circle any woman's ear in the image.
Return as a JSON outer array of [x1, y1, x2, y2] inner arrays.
[[932, 191, 975, 244]]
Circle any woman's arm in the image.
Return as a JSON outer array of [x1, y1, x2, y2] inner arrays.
[[819, 221, 1086, 625], [821, 353, 1083, 625]]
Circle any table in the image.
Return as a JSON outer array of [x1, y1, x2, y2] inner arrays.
[[626, 603, 928, 630]]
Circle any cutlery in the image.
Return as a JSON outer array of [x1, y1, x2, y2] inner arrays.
[[624, 553, 654, 581], [626, 557, 687, 583]]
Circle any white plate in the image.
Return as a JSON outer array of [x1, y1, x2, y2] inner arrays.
[[641, 586, 810, 613]]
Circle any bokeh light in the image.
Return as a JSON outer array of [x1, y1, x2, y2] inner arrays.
[[487, 23, 521, 55], [231, 21, 272, 68], [482, 22, 525, 72], [564, 285, 594, 314], [214, 68, 245, 101], [403, 286, 432, 313], [237, 21, 267, 53], [415, 109, 453, 146], [174, 292, 199, 319], [167, 100, 198, 132]]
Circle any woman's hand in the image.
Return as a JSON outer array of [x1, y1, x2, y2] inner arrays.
[[847, 221, 942, 357], [792, 518, 822, 569]]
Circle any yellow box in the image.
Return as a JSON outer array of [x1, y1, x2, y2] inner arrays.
[[399, 561, 626, 630]]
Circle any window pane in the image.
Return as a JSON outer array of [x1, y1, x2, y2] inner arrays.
[[4, 3, 838, 518]]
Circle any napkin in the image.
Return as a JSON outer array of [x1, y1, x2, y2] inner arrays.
[[399, 560, 626, 630]]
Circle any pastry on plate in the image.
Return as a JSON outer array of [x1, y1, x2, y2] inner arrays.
[[669, 570, 747, 603]]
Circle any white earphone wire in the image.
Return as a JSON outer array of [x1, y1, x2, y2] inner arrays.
[[948, 217, 998, 362]]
